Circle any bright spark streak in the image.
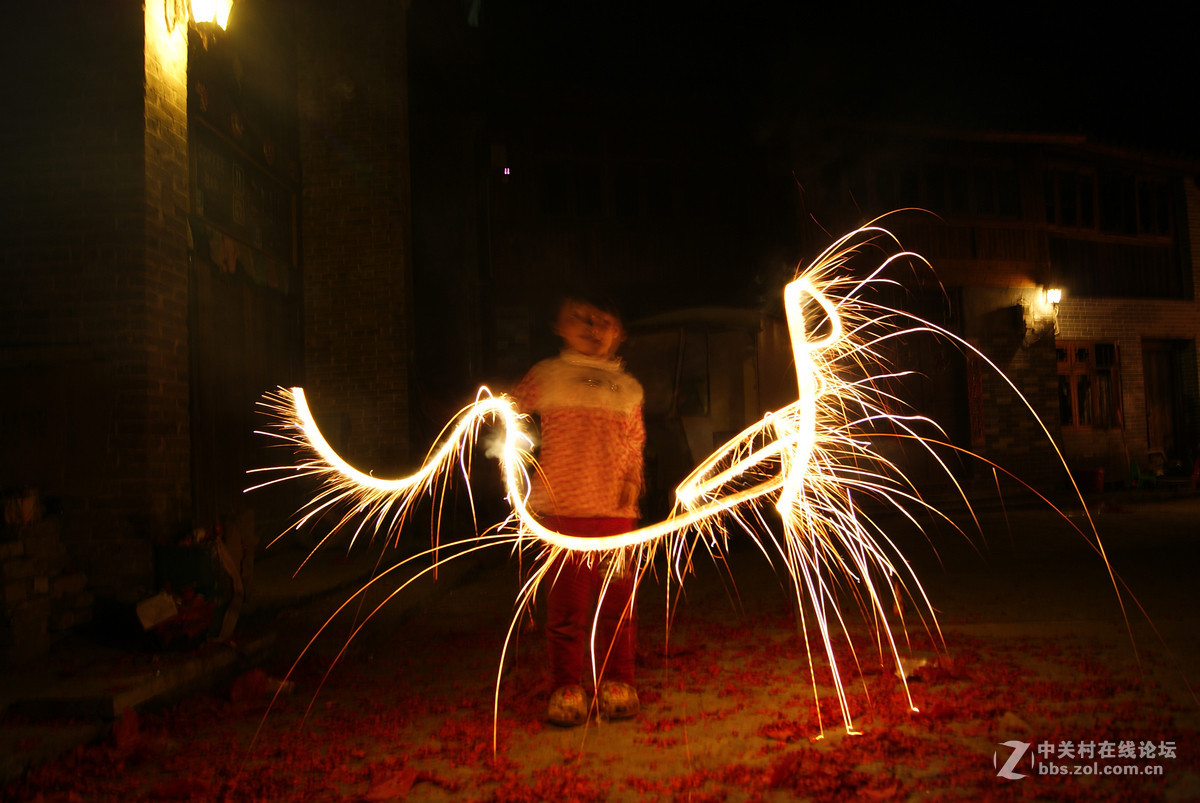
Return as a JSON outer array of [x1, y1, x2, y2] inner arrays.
[[249, 222, 1119, 739]]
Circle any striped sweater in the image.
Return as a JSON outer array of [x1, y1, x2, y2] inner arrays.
[[514, 350, 645, 519]]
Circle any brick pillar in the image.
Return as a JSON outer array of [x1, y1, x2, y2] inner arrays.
[[0, 2, 191, 600], [294, 0, 415, 474], [141, 0, 193, 547]]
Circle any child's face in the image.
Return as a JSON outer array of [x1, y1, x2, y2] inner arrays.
[[555, 300, 623, 358]]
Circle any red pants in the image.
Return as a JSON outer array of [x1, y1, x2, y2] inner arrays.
[[543, 516, 638, 688]]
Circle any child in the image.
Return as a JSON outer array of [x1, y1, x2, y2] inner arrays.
[[514, 294, 645, 727]]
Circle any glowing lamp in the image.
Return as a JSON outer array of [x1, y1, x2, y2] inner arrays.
[[191, 0, 232, 29], [1046, 288, 1062, 305]]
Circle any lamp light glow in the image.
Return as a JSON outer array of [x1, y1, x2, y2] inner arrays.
[[1046, 287, 1062, 304], [190, 0, 232, 29]]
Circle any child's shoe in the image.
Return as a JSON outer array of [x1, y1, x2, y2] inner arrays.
[[598, 680, 639, 720], [547, 685, 588, 727]]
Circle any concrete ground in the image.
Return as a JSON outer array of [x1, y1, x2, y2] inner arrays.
[[1, 488, 1198, 800]]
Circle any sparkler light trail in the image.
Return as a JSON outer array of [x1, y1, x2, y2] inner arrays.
[[250, 223, 1121, 738]]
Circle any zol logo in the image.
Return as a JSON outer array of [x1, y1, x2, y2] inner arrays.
[[995, 740, 1033, 780]]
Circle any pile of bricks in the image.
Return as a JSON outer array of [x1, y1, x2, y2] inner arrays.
[[1, 494, 92, 663]]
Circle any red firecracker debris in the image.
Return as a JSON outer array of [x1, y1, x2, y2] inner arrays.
[[363, 767, 418, 800], [110, 708, 139, 752]]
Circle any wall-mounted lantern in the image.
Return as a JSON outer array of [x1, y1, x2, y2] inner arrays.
[[1020, 285, 1064, 347], [165, 0, 233, 35], [190, 0, 233, 29]]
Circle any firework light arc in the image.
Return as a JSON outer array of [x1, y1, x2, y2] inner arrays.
[[250, 223, 1123, 739]]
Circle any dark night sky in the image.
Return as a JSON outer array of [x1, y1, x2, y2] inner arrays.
[[477, 2, 1198, 154]]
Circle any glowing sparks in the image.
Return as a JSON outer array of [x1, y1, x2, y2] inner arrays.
[[250, 223, 1114, 739]]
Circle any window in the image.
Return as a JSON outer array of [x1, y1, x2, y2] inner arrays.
[[946, 166, 969, 215], [875, 162, 1018, 218], [1098, 172, 1136, 234], [1044, 168, 1097, 229], [1046, 167, 1172, 237], [1057, 340, 1121, 429]]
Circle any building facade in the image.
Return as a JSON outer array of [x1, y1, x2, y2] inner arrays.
[[788, 123, 1200, 496], [0, 0, 414, 659]]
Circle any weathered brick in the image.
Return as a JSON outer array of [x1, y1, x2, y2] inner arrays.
[[51, 572, 89, 599], [8, 597, 52, 628], [49, 608, 92, 632], [3, 581, 29, 608], [1, 558, 35, 582]]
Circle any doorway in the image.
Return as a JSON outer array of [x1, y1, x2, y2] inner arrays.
[[1141, 339, 1190, 463]]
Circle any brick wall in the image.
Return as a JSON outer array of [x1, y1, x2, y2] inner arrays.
[[0, 2, 191, 606], [2, 508, 93, 663], [968, 300, 1064, 493], [294, 0, 415, 475]]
